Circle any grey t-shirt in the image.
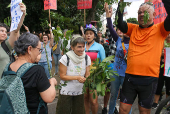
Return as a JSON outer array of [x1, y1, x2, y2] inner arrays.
[[0, 40, 12, 79]]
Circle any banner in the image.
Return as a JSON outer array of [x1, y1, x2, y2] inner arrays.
[[145, 0, 167, 24], [10, 0, 23, 32], [44, 0, 57, 10], [77, 0, 92, 9], [164, 48, 170, 77]]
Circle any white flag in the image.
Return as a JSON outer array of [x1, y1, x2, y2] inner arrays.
[[164, 48, 170, 77], [10, 0, 23, 32]]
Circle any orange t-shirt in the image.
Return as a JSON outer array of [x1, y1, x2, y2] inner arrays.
[[126, 22, 170, 77]]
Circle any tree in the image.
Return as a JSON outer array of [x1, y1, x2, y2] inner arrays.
[[0, 0, 117, 33], [127, 17, 139, 24]]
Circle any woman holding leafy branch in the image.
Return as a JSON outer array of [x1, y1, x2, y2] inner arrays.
[[56, 35, 91, 114], [104, 3, 131, 114], [38, 24, 54, 79], [84, 24, 106, 114]]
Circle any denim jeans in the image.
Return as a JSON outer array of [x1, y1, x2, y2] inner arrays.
[[109, 74, 132, 114], [38, 61, 52, 79], [53, 53, 61, 74]]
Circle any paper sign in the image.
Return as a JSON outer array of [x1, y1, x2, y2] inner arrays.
[[10, 0, 23, 32], [77, 0, 92, 9], [145, 0, 167, 24], [124, 0, 141, 2], [164, 48, 170, 77], [44, 0, 57, 10]]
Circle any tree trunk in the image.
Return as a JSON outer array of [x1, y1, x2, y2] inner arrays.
[[86, 0, 99, 24]]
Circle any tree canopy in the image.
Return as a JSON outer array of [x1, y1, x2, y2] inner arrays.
[[0, 0, 116, 33]]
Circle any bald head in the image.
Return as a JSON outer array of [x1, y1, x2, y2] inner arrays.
[[138, 3, 156, 28]]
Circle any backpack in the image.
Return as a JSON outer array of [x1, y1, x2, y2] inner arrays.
[[0, 63, 47, 114], [65, 54, 88, 66], [1, 41, 15, 62]]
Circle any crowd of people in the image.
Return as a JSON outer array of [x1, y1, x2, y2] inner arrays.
[[0, 0, 170, 114]]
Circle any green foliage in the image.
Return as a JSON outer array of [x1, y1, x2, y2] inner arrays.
[[83, 55, 117, 98], [52, 27, 73, 54], [4, 17, 11, 27], [127, 18, 139, 24], [143, 11, 150, 25], [56, 81, 68, 90]]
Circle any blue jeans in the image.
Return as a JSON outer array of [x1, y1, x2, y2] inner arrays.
[[38, 61, 52, 79], [109, 74, 132, 114], [53, 53, 61, 74]]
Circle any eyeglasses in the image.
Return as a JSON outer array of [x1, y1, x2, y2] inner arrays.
[[140, 2, 153, 7], [36, 47, 43, 53]]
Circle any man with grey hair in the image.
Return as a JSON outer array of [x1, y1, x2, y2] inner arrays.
[[116, 0, 170, 113], [0, 3, 26, 78]]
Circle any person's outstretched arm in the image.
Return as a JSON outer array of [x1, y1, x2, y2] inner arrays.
[[8, 3, 26, 48], [116, 0, 128, 33], [162, 0, 170, 31], [104, 2, 119, 42]]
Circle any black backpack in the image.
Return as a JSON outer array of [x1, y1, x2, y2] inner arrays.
[[1, 41, 15, 62]]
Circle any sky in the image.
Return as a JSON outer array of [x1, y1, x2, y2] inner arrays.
[[125, 0, 145, 19]]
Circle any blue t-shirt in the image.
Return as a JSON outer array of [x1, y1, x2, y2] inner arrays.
[[85, 41, 105, 62], [114, 37, 129, 77]]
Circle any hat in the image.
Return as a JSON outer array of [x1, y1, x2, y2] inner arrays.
[[84, 24, 97, 36]]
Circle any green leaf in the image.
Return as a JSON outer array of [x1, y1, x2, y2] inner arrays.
[[143, 11, 150, 25], [102, 55, 115, 63]]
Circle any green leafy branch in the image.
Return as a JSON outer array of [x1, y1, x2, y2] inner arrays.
[[83, 55, 118, 99], [52, 27, 73, 54]]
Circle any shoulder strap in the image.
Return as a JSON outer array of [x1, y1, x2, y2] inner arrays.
[[1, 41, 11, 56], [85, 54, 88, 66], [65, 54, 70, 66], [16, 63, 36, 78], [121, 41, 127, 56]]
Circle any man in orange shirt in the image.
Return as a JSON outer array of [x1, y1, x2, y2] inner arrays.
[[116, 0, 170, 113]]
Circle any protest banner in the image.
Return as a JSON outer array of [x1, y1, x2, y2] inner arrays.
[[145, 0, 167, 24], [164, 48, 170, 77], [44, 0, 57, 10], [77, 0, 92, 9], [10, 0, 23, 32]]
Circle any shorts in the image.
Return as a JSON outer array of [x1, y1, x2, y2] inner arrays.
[[120, 76, 158, 109]]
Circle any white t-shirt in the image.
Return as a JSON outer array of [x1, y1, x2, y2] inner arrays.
[[59, 55, 91, 95]]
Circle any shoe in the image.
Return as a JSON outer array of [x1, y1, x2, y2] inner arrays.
[[113, 107, 119, 114], [152, 103, 159, 109], [102, 107, 107, 114]]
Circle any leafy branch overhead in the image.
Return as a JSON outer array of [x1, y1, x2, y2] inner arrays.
[[83, 55, 118, 99]]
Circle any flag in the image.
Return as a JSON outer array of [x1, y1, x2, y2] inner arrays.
[[44, 0, 57, 10], [77, 0, 92, 9]]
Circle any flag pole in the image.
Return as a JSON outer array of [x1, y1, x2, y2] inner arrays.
[[49, 9, 51, 25]]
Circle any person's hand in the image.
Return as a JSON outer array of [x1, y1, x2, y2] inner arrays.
[[77, 76, 86, 83], [49, 78, 57, 86], [104, 2, 113, 18], [24, 25, 29, 31], [19, 3, 26, 14], [80, 26, 84, 31]]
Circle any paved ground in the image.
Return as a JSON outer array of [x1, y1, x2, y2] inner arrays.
[[47, 58, 162, 114]]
